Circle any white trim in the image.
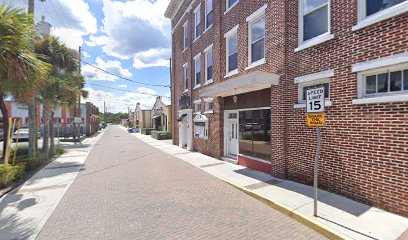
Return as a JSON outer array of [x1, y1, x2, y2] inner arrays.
[[203, 97, 213, 102], [353, 1, 408, 31], [194, 56, 201, 87], [294, 69, 335, 84], [204, 43, 213, 53], [246, 4, 267, 22], [193, 84, 201, 89], [298, 0, 331, 49], [203, 24, 212, 34], [193, 99, 201, 104], [204, 0, 213, 30], [193, 52, 202, 60], [295, 33, 334, 52], [352, 94, 408, 105], [297, 78, 330, 103], [294, 100, 332, 109], [194, 4, 201, 41], [351, 53, 408, 73], [170, 1, 194, 33], [224, 69, 239, 78], [183, 21, 189, 50], [204, 110, 214, 114], [235, 106, 271, 111], [193, 35, 201, 43], [238, 154, 271, 165], [205, 48, 213, 84], [183, 62, 188, 68], [224, 0, 239, 15], [204, 79, 213, 85], [245, 58, 265, 70], [247, 11, 266, 67], [224, 24, 239, 38], [183, 89, 189, 93], [183, 63, 189, 91]]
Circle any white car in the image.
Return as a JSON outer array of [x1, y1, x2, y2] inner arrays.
[[12, 128, 41, 142]]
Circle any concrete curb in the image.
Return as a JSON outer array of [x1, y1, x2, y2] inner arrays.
[[222, 179, 351, 240]]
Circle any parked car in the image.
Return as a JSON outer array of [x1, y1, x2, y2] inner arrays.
[[128, 127, 139, 133], [0, 130, 3, 142], [12, 128, 41, 142]]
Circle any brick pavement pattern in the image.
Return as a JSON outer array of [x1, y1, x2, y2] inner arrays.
[[36, 126, 326, 240]]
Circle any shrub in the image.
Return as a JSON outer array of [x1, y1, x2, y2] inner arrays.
[[151, 131, 171, 140], [141, 128, 155, 135], [55, 146, 66, 156], [0, 164, 25, 188], [24, 153, 46, 172]]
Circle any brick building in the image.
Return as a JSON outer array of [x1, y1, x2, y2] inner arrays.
[[165, 0, 408, 216]]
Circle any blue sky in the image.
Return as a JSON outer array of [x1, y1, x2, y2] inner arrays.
[[2, 0, 171, 113]]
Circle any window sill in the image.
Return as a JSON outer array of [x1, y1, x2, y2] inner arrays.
[[182, 47, 188, 54], [294, 100, 332, 109], [203, 25, 213, 34], [204, 110, 214, 114], [183, 89, 189, 94], [238, 154, 271, 165], [224, 69, 239, 78], [193, 84, 201, 90], [193, 35, 201, 43], [352, 94, 408, 105], [352, 2, 408, 32], [194, 112, 201, 115], [245, 58, 266, 70], [204, 79, 213, 86], [295, 33, 335, 52], [224, 1, 239, 15]]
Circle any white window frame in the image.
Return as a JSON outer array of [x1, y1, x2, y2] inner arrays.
[[225, 0, 239, 14], [183, 21, 189, 51], [296, 0, 334, 52], [294, 69, 334, 108], [204, 97, 214, 113], [194, 99, 201, 114], [194, 53, 202, 88], [224, 25, 239, 77], [205, 0, 213, 31], [204, 44, 213, 85], [194, 4, 201, 42], [246, 4, 267, 69], [353, 0, 408, 31], [183, 63, 189, 92]]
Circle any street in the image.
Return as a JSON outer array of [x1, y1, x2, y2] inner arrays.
[[34, 125, 325, 240]]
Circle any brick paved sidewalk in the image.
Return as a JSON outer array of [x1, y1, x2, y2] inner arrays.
[[36, 125, 326, 240]]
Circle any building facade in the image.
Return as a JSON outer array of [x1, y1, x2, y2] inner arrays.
[[152, 97, 173, 136], [166, 0, 408, 216], [135, 103, 153, 131]]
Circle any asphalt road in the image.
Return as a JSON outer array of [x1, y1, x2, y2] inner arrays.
[[36, 125, 326, 240]]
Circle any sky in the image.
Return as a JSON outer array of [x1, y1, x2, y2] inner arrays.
[[2, 0, 171, 113]]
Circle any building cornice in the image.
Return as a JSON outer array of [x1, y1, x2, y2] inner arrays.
[[164, 0, 185, 19]]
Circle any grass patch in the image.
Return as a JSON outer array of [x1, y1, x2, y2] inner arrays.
[[0, 164, 25, 188]]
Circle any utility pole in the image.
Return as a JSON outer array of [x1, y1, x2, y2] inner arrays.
[[77, 46, 82, 139]]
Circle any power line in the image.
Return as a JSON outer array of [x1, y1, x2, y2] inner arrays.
[[87, 83, 170, 99], [81, 59, 170, 88]]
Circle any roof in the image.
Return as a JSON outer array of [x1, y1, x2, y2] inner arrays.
[[164, 0, 184, 19]]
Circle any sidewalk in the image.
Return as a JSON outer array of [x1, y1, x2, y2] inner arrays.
[[129, 131, 408, 240], [0, 130, 105, 240]]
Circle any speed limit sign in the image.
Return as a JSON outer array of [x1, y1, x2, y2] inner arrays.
[[306, 87, 325, 113]]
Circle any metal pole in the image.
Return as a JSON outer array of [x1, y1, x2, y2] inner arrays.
[[77, 46, 82, 139], [313, 127, 321, 217]]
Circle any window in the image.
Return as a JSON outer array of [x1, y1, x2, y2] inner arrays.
[[183, 21, 188, 50], [204, 98, 214, 113], [366, 0, 406, 16], [194, 102, 201, 113], [239, 109, 271, 161], [227, 0, 238, 10], [183, 63, 188, 91], [194, 6, 201, 40], [194, 54, 201, 87], [205, 47, 213, 83], [302, 83, 329, 102], [249, 16, 265, 64], [227, 34, 238, 73], [364, 69, 408, 96], [205, 0, 213, 29], [300, 0, 330, 42]]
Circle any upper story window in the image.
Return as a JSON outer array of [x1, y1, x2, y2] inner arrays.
[[183, 63, 188, 91], [204, 45, 213, 83], [301, 0, 330, 42], [194, 53, 201, 87], [366, 0, 406, 16], [247, 5, 266, 65], [364, 69, 408, 96], [183, 21, 188, 50], [227, 0, 239, 11], [225, 25, 239, 76], [205, 0, 213, 29], [194, 5, 201, 40]]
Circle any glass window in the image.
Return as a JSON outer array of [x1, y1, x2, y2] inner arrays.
[[194, 103, 200, 113], [366, 0, 406, 16], [183, 65, 188, 90], [195, 58, 201, 86], [195, 8, 201, 39], [302, 83, 329, 101], [303, 0, 329, 41], [364, 68, 408, 95], [239, 109, 271, 161], [183, 22, 188, 49], [227, 34, 238, 72], [228, 0, 238, 8], [205, 101, 213, 112], [206, 50, 213, 81], [206, 0, 213, 29], [250, 16, 265, 63]]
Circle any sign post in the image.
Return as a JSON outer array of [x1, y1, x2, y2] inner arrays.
[[306, 87, 326, 217]]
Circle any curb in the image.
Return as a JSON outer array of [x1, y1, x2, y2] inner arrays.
[[222, 179, 350, 240]]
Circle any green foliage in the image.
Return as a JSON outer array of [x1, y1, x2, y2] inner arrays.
[[24, 153, 46, 172], [0, 164, 24, 188], [151, 131, 171, 140], [141, 128, 155, 135], [55, 146, 66, 156]]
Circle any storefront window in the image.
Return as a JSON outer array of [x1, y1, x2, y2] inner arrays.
[[239, 109, 271, 161]]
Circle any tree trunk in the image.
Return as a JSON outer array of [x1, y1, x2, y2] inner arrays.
[[50, 109, 55, 157], [42, 101, 51, 160], [0, 91, 10, 160], [27, 97, 36, 159]]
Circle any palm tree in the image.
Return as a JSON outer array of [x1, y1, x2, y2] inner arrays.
[[0, 4, 50, 160]]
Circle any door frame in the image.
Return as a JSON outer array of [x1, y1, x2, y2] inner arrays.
[[224, 110, 239, 158]]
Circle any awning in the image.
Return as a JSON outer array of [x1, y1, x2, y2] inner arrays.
[[199, 71, 279, 98], [177, 114, 187, 122]]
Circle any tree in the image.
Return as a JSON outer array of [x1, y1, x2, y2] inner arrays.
[[0, 4, 50, 160]]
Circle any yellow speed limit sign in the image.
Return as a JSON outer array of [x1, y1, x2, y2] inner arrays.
[[307, 113, 326, 127]]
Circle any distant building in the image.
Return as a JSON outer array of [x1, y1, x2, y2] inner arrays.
[[35, 16, 52, 39], [135, 103, 152, 131], [151, 97, 172, 137]]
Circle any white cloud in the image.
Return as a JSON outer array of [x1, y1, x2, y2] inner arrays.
[[83, 87, 160, 113], [82, 51, 91, 59], [118, 84, 128, 88], [88, 0, 171, 68], [82, 57, 133, 82]]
